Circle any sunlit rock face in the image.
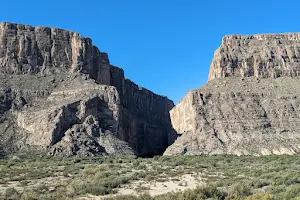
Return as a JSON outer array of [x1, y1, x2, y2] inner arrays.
[[165, 33, 300, 156], [0, 22, 175, 157], [209, 34, 300, 81]]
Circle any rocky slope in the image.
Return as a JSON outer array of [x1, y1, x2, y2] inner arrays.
[[165, 33, 300, 156], [0, 22, 175, 157]]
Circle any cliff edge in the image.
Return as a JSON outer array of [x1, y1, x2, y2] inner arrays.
[[209, 33, 300, 80]]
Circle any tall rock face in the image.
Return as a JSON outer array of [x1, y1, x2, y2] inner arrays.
[[0, 22, 112, 84], [0, 22, 175, 157], [165, 33, 300, 156], [209, 34, 300, 81]]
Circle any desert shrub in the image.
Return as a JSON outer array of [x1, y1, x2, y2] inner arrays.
[[283, 184, 300, 199], [67, 174, 130, 196], [20, 190, 73, 200], [145, 174, 156, 181], [102, 176, 130, 189], [132, 159, 141, 167], [19, 180, 30, 187], [133, 171, 147, 179], [245, 193, 274, 200], [267, 185, 286, 194], [155, 185, 226, 200], [110, 194, 152, 200], [84, 185, 111, 196], [153, 155, 161, 161], [62, 164, 84, 176], [192, 185, 227, 199], [135, 184, 150, 193], [109, 185, 227, 200], [272, 172, 300, 186], [3, 187, 20, 200], [248, 179, 270, 188], [226, 183, 252, 199]]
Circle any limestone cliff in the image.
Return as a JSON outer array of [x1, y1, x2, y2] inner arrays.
[[165, 33, 300, 156], [0, 22, 175, 157], [209, 34, 300, 81]]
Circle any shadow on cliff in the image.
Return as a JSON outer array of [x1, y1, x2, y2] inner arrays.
[[0, 146, 4, 158], [137, 119, 180, 158]]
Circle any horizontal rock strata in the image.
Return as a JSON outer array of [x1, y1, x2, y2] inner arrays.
[[0, 22, 175, 157], [209, 34, 300, 81], [166, 33, 300, 156]]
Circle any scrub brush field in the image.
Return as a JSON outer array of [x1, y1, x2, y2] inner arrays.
[[1, 154, 300, 200]]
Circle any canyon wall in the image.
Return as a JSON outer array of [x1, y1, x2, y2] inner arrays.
[[209, 34, 300, 81], [166, 33, 300, 156], [0, 22, 175, 157]]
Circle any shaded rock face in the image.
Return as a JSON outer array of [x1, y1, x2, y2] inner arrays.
[[0, 22, 175, 157], [166, 33, 300, 156], [209, 34, 300, 81]]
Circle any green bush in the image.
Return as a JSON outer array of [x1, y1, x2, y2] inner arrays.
[[284, 185, 300, 199], [4, 187, 20, 200], [226, 183, 252, 199], [245, 193, 274, 200]]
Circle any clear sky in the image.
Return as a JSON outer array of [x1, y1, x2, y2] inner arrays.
[[1, 0, 300, 103]]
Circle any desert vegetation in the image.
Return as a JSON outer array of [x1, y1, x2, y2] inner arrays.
[[1, 153, 300, 199]]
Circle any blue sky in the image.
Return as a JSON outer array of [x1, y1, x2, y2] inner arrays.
[[1, 0, 300, 103]]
